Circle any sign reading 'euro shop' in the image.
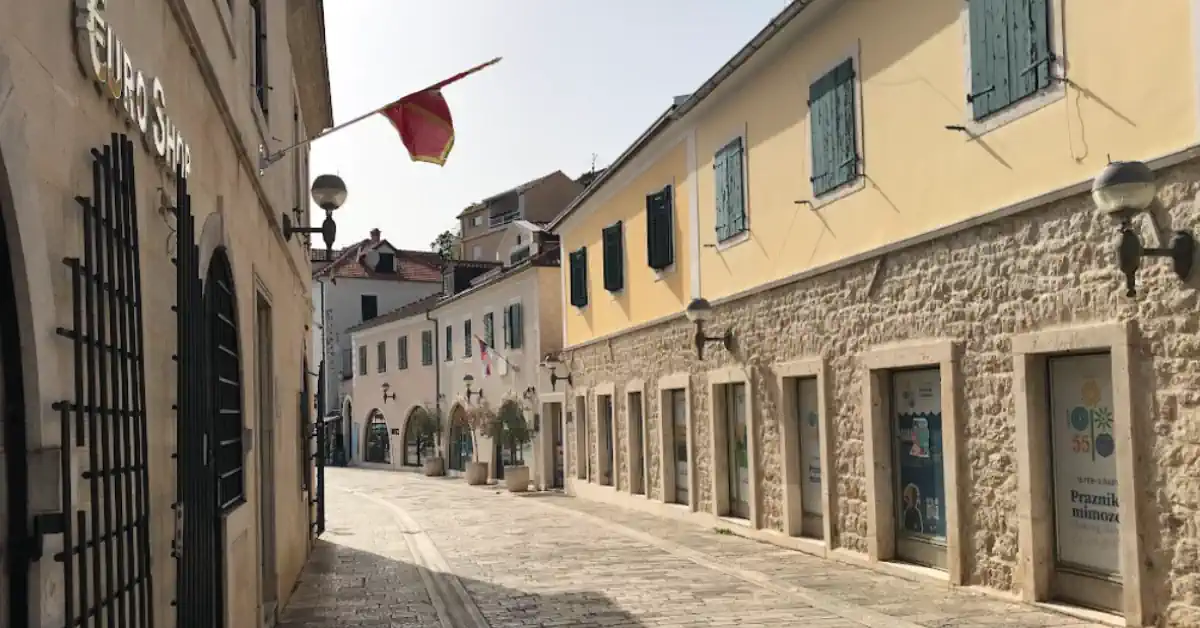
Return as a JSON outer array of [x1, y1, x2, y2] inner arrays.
[[74, 0, 193, 179]]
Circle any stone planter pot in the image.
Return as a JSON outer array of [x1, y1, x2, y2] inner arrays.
[[504, 465, 531, 493], [422, 456, 445, 477], [465, 461, 489, 485]]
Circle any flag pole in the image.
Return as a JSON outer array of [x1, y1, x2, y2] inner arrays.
[[257, 57, 503, 173]]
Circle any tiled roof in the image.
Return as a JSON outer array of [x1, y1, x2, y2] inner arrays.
[[347, 292, 443, 335], [455, 171, 566, 218], [430, 245, 560, 311], [312, 238, 444, 282]]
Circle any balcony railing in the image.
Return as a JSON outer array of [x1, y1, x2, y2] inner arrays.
[[509, 245, 531, 264], [489, 212, 518, 228]]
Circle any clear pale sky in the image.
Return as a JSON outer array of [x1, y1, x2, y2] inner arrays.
[[308, 1, 785, 253]]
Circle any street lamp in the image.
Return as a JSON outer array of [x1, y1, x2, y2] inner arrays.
[[1093, 161, 1195, 296], [282, 174, 347, 254], [463, 374, 484, 402], [541, 354, 573, 391], [381, 382, 396, 403], [685, 298, 733, 360]]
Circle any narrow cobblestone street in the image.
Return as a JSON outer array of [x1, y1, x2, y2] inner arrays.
[[279, 468, 1109, 628]]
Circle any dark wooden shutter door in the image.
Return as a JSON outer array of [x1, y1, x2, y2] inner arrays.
[[603, 222, 624, 292], [810, 71, 836, 196], [512, 304, 523, 348], [834, 59, 857, 188], [645, 193, 660, 268], [714, 152, 730, 240], [726, 140, 745, 234]]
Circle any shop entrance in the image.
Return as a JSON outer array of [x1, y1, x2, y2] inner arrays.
[[723, 383, 750, 519], [574, 396, 590, 480], [793, 378, 823, 538], [599, 395, 614, 485], [892, 368, 948, 570], [364, 410, 390, 464], [1047, 353, 1122, 612], [627, 392, 645, 495], [548, 402, 564, 488], [669, 389, 689, 506]]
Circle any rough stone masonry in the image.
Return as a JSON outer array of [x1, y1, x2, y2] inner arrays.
[[562, 158, 1200, 626]]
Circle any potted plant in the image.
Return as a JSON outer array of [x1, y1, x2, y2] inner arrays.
[[492, 394, 534, 493], [462, 396, 495, 486], [411, 404, 445, 476]]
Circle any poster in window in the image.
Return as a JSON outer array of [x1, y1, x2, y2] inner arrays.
[[796, 378, 823, 516], [1049, 354, 1120, 575], [892, 369, 946, 541]]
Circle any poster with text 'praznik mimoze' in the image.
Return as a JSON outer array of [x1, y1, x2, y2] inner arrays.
[[1049, 354, 1121, 576]]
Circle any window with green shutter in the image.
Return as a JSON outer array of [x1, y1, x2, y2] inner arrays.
[[398, 335, 409, 370], [444, 325, 453, 362], [464, 319, 472, 357], [357, 346, 367, 376], [714, 137, 747, 242], [568, 247, 589, 308], [377, 341, 386, 373], [505, 303, 524, 349], [602, 221, 624, 292], [967, 0, 1052, 120], [809, 58, 859, 196], [483, 312, 495, 346], [421, 330, 433, 366], [646, 186, 674, 270]]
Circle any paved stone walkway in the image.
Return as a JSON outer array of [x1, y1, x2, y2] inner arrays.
[[280, 468, 1107, 628]]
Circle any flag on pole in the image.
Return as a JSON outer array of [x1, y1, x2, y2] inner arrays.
[[478, 337, 492, 377], [379, 57, 502, 166]]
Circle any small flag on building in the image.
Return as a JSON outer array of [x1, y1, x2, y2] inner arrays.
[[478, 337, 492, 377]]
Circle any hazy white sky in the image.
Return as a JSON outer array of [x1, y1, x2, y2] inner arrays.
[[308, 1, 785, 253]]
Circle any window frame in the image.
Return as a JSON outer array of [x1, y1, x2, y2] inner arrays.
[[421, 330, 434, 366], [713, 129, 750, 250], [360, 293, 378, 322], [376, 341, 387, 373], [568, 247, 589, 309], [357, 345, 367, 376], [444, 324, 454, 362], [398, 335, 409, 370], [463, 317, 473, 359], [602, 221, 625, 293], [645, 184, 675, 273], [807, 45, 867, 208]]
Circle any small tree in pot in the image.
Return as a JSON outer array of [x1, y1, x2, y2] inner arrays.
[[491, 393, 534, 493], [410, 404, 445, 476], [461, 395, 495, 485]]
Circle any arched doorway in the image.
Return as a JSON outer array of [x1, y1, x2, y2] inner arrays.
[[364, 410, 390, 463], [401, 406, 432, 467], [1, 168, 29, 628], [447, 405, 472, 472]]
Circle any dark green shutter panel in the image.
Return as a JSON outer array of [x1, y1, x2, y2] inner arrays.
[[502, 305, 511, 348], [602, 222, 624, 292], [809, 70, 835, 196], [645, 192, 660, 268], [725, 139, 745, 234], [968, 0, 1010, 119], [834, 59, 857, 189], [573, 247, 589, 307], [483, 312, 494, 346], [714, 151, 730, 241], [464, 320, 472, 356], [1021, 0, 1052, 93], [647, 187, 674, 270], [511, 304, 523, 348]]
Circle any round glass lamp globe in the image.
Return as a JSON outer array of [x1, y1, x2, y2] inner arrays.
[[1092, 161, 1156, 215], [685, 298, 713, 323], [311, 174, 348, 211]]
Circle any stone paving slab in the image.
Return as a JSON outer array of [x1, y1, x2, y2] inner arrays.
[[280, 468, 1109, 628]]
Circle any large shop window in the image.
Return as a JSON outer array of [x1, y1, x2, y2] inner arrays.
[[892, 368, 948, 570]]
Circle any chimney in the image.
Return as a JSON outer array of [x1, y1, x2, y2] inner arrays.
[[369, 228, 381, 243]]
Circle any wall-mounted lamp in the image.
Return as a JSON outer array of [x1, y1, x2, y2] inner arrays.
[[522, 386, 537, 401], [541, 354, 573, 391], [282, 174, 346, 254], [381, 382, 396, 403], [1092, 160, 1195, 296], [462, 374, 484, 403], [685, 298, 733, 360]]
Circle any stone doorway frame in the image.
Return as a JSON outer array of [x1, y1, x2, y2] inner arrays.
[[623, 379, 649, 496], [708, 366, 759, 527], [861, 339, 968, 585], [1011, 321, 1150, 626], [656, 373, 695, 511], [774, 357, 836, 548]]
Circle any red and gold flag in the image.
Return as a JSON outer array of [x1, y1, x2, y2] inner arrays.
[[378, 57, 501, 166]]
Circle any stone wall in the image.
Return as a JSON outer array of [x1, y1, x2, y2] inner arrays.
[[562, 158, 1200, 624]]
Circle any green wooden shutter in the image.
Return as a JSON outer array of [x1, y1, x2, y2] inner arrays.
[[483, 312, 494, 346], [464, 320, 472, 356], [645, 192, 660, 268], [603, 222, 624, 292], [834, 60, 857, 188], [714, 151, 730, 241], [647, 187, 674, 270], [511, 303, 523, 349], [725, 139, 746, 235], [809, 70, 835, 196], [572, 248, 589, 307], [445, 325, 452, 361], [502, 305, 511, 348], [969, 0, 1011, 119]]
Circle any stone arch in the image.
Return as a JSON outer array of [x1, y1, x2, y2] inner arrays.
[[1, 47, 59, 627], [399, 405, 426, 467], [363, 407, 390, 464], [446, 403, 472, 472]]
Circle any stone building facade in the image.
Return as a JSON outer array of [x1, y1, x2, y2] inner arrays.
[[557, 153, 1200, 627], [0, 0, 331, 626]]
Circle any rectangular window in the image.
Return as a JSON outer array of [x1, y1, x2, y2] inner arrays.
[[376, 341, 386, 373], [646, 186, 674, 270], [968, 0, 1053, 120], [357, 346, 367, 376], [503, 303, 524, 350], [464, 319, 473, 357], [444, 325, 453, 362], [398, 336, 409, 370], [483, 312, 495, 347], [421, 330, 434, 366], [341, 348, 352, 379], [568, 247, 588, 308], [809, 59, 859, 196], [714, 137, 747, 241], [250, 0, 269, 116], [361, 294, 378, 321], [602, 221, 624, 292]]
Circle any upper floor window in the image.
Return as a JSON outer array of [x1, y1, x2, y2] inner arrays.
[[421, 330, 434, 366], [376, 341, 386, 373], [357, 346, 367, 376], [472, 215, 483, 227], [568, 247, 588, 308], [483, 312, 495, 346], [341, 348, 352, 379], [444, 325, 453, 361], [250, 0, 269, 117], [464, 319, 473, 357], [646, 186, 674, 271], [361, 294, 378, 321], [398, 335, 409, 370], [376, 252, 394, 273], [714, 137, 747, 242], [967, 0, 1053, 120], [602, 221, 625, 292], [809, 59, 859, 197], [503, 303, 524, 349]]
